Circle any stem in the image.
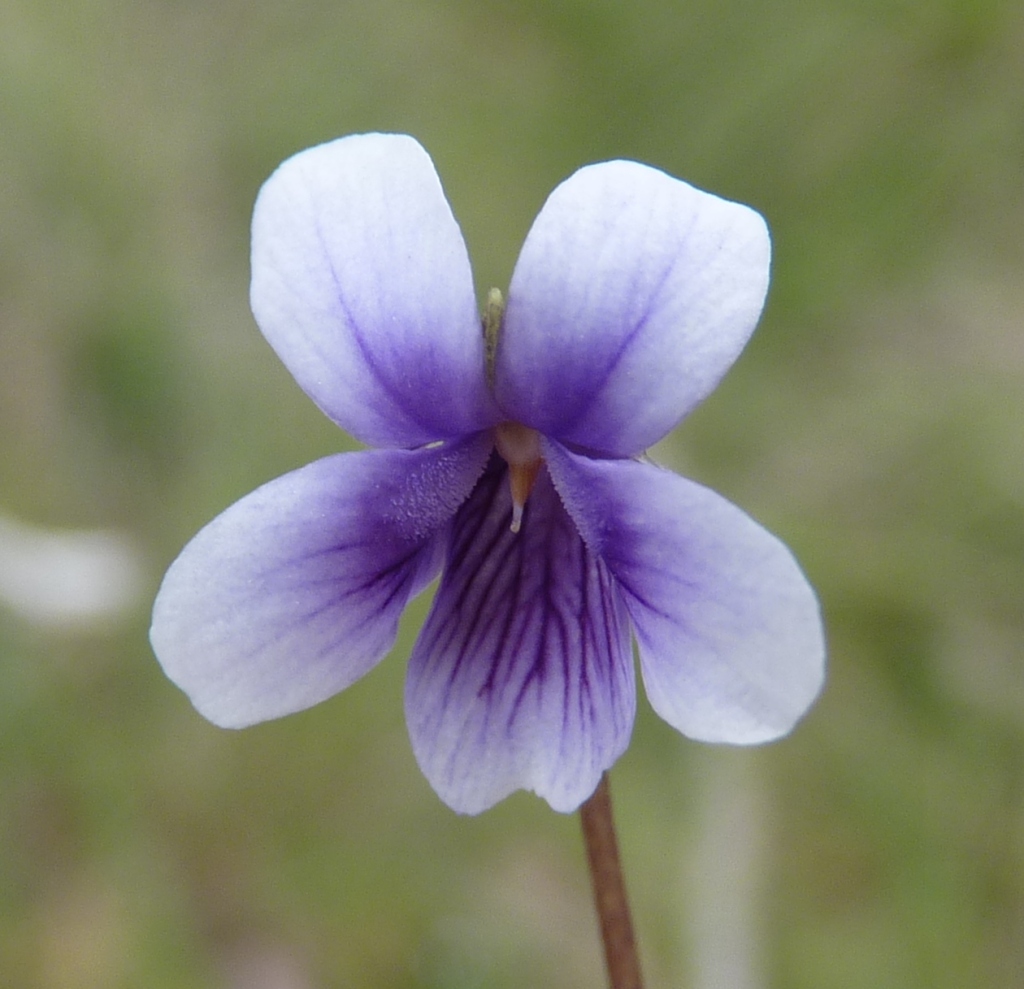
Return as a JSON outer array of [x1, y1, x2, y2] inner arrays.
[[580, 773, 644, 989]]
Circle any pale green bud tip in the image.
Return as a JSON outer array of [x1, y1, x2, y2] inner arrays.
[[483, 287, 504, 386]]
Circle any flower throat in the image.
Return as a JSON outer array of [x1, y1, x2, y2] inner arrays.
[[484, 287, 543, 534]]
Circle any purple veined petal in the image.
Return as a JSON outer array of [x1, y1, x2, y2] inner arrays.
[[150, 433, 493, 728], [496, 160, 770, 457], [251, 133, 500, 448], [405, 456, 635, 814], [544, 441, 825, 744]]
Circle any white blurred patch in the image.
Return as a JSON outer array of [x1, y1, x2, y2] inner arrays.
[[0, 512, 144, 626], [686, 753, 767, 989]]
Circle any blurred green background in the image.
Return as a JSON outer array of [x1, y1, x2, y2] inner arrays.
[[2, 0, 1022, 986]]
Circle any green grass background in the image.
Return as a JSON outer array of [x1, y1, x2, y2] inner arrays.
[[2, 0, 1023, 986]]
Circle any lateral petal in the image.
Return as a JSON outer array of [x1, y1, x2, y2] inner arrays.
[[150, 435, 492, 727], [406, 457, 635, 814], [497, 160, 769, 456], [545, 442, 825, 744], [251, 133, 499, 448]]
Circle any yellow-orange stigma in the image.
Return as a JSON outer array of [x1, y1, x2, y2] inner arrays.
[[494, 421, 543, 533]]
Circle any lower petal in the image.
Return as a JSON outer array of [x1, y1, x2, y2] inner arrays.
[[545, 442, 825, 744], [405, 456, 635, 814], [151, 435, 491, 727]]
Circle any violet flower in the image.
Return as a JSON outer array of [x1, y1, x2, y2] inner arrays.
[[151, 134, 824, 814]]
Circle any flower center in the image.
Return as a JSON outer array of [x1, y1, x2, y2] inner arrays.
[[494, 421, 543, 534]]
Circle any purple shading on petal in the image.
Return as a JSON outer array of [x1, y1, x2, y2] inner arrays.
[[497, 160, 770, 457], [406, 455, 635, 814], [251, 133, 500, 448], [544, 440, 825, 744], [151, 433, 492, 728]]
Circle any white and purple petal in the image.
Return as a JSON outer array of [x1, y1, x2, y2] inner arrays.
[[251, 133, 500, 448], [150, 434, 492, 728], [497, 161, 770, 457], [406, 457, 635, 814], [544, 441, 825, 743]]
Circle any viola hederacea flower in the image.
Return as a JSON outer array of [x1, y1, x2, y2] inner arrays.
[[151, 133, 825, 815]]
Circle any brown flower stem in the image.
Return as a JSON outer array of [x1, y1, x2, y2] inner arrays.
[[580, 773, 644, 989]]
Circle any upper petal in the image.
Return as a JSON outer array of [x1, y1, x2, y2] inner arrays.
[[251, 133, 499, 448], [405, 456, 635, 814], [150, 435, 492, 727], [496, 161, 770, 456], [545, 442, 825, 743]]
